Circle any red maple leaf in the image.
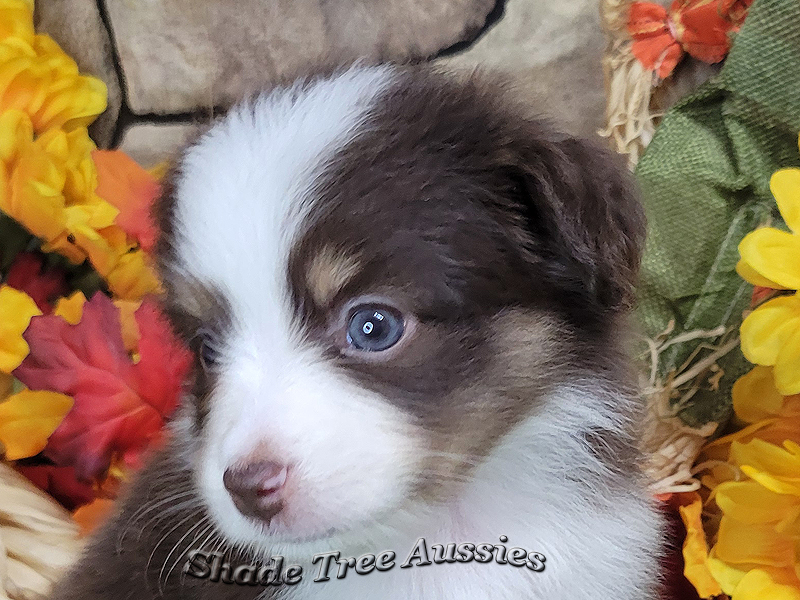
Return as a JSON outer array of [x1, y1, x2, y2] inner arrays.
[[16, 464, 96, 511], [13, 293, 191, 479]]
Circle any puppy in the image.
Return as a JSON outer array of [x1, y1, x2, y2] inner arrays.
[[51, 64, 662, 600]]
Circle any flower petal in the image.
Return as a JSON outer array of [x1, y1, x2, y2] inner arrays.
[[715, 480, 798, 524], [53, 290, 86, 324], [771, 168, 800, 234], [741, 295, 800, 366], [734, 568, 800, 600], [0, 284, 41, 372], [739, 228, 800, 290], [706, 551, 751, 595], [737, 258, 785, 289], [731, 439, 800, 479], [678, 494, 722, 597], [733, 366, 787, 423], [741, 465, 800, 496], [0, 389, 73, 460], [775, 328, 800, 395], [716, 518, 794, 567]]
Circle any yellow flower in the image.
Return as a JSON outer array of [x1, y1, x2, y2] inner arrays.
[[103, 246, 161, 301], [737, 168, 800, 290], [0, 0, 34, 44], [0, 389, 73, 460], [0, 1, 159, 301], [737, 156, 800, 395], [696, 367, 800, 600], [0, 109, 118, 260], [0, 110, 160, 300], [0, 285, 40, 372], [741, 294, 800, 395], [0, 0, 106, 133]]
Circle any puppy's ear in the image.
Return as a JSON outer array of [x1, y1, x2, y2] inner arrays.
[[509, 131, 646, 315]]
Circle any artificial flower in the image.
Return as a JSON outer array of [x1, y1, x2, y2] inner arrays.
[[101, 244, 161, 301], [0, 110, 160, 300], [53, 290, 86, 324], [737, 168, 800, 290], [740, 294, 800, 395], [0, 109, 118, 262], [0, 0, 34, 44], [695, 366, 800, 599], [628, 0, 752, 79], [736, 158, 800, 395], [13, 293, 190, 479], [0, 0, 106, 133], [0, 284, 40, 372], [93, 150, 160, 252], [54, 291, 141, 353], [677, 492, 722, 597], [0, 389, 73, 460]]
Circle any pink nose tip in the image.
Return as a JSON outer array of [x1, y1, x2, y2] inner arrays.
[[223, 460, 287, 522]]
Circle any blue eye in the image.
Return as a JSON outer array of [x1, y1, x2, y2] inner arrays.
[[347, 306, 404, 352]]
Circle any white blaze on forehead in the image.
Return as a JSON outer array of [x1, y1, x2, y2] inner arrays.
[[171, 64, 396, 313]]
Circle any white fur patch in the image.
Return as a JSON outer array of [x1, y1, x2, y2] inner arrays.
[[255, 387, 662, 600], [170, 65, 427, 547]]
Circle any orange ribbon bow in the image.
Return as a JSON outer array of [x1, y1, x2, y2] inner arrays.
[[628, 0, 752, 78]]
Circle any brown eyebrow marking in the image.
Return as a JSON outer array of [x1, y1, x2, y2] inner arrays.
[[305, 245, 362, 307]]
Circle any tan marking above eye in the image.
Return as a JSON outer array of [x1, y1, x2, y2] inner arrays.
[[305, 246, 361, 306]]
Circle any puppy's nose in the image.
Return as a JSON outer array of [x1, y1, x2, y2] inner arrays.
[[223, 460, 287, 522]]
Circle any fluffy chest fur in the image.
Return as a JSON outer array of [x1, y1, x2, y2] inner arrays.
[[261, 390, 659, 600], [49, 64, 662, 600]]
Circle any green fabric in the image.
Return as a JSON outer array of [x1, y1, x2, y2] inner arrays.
[[634, 0, 800, 427]]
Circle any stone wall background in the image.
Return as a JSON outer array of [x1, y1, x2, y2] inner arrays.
[[34, 0, 610, 167]]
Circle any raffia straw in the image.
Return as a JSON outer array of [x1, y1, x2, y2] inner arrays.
[[638, 325, 739, 495], [0, 464, 82, 600], [599, 0, 660, 168]]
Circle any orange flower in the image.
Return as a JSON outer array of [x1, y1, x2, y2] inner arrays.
[[93, 150, 160, 252]]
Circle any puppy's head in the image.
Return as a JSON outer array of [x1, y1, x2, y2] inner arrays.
[[155, 65, 645, 549]]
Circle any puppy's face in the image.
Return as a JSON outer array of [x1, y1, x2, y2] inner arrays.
[[156, 66, 644, 549]]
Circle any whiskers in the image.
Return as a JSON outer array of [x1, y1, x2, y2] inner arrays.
[[111, 474, 228, 597]]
